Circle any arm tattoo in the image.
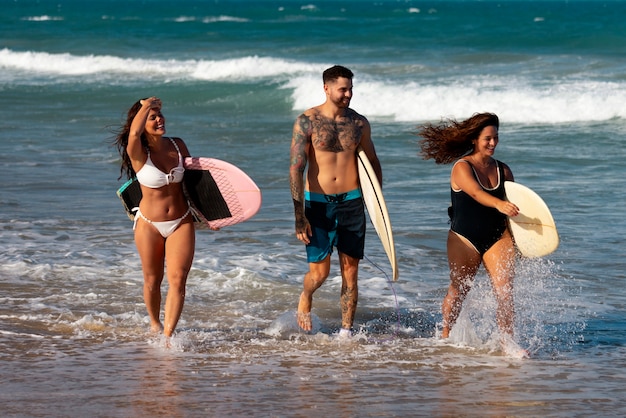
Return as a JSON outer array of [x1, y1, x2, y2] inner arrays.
[[290, 115, 311, 229]]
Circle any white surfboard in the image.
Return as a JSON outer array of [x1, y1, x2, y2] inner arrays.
[[357, 147, 399, 281], [504, 181, 559, 258]]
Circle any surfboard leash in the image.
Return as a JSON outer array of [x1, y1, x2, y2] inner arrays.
[[364, 254, 402, 341]]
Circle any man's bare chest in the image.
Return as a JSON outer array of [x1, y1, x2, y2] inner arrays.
[[311, 118, 362, 152]]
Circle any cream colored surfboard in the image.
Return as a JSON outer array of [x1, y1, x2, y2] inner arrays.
[[357, 147, 399, 280], [504, 181, 559, 258]]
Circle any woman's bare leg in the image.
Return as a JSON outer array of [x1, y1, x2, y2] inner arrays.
[[162, 219, 195, 337], [483, 230, 517, 336], [134, 220, 166, 333], [443, 231, 482, 338]]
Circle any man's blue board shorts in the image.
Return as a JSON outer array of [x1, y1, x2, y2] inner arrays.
[[304, 189, 365, 263]]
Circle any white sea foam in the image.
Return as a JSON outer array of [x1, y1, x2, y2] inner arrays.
[[21, 16, 64, 21], [0, 48, 319, 81], [285, 72, 626, 123], [287, 71, 626, 124], [264, 311, 322, 338], [1, 48, 625, 124], [172, 16, 197, 22], [202, 15, 250, 23]]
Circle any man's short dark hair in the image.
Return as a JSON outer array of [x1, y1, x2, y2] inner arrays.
[[323, 65, 354, 84]]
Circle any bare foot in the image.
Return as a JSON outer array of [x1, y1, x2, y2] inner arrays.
[[501, 335, 530, 359], [297, 312, 312, 331], [441, 326, 450, 339], [297, 292, 312, 331], [150, 322, 164, 334], [338, 328, 352, 339]]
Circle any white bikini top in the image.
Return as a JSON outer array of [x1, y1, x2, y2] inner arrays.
[[136, 137, 184, 189]]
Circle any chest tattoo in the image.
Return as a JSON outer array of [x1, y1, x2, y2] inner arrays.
[[311, 113, 362, 152]]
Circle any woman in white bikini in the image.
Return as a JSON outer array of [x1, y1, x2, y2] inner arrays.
[[114, 97, 195, 339]]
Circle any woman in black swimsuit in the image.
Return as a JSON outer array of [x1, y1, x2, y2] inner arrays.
[[419, 113, 528, 357]]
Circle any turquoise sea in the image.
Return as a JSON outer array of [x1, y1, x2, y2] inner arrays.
[[1, 1, 625, 416]]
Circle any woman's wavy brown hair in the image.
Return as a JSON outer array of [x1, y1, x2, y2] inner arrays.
[[418, 113, 499, 164], [112, 99, 149, 180]]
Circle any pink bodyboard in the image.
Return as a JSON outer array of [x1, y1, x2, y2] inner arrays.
[[183, 157, 262, 229]]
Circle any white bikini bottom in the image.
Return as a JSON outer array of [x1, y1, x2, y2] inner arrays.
[[133, 207, 192, 238]]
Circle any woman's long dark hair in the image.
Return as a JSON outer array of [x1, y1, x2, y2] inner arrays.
[[113, 99, 148, 180], [418, 113, 499, 164]]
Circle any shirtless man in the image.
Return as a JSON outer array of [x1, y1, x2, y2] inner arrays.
[[289, 65, 382, 336]]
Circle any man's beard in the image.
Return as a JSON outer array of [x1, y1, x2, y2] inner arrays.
[[332, 97, 350, 108]]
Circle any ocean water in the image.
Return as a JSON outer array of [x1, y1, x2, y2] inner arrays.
[[1, 0, 626, 416]]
